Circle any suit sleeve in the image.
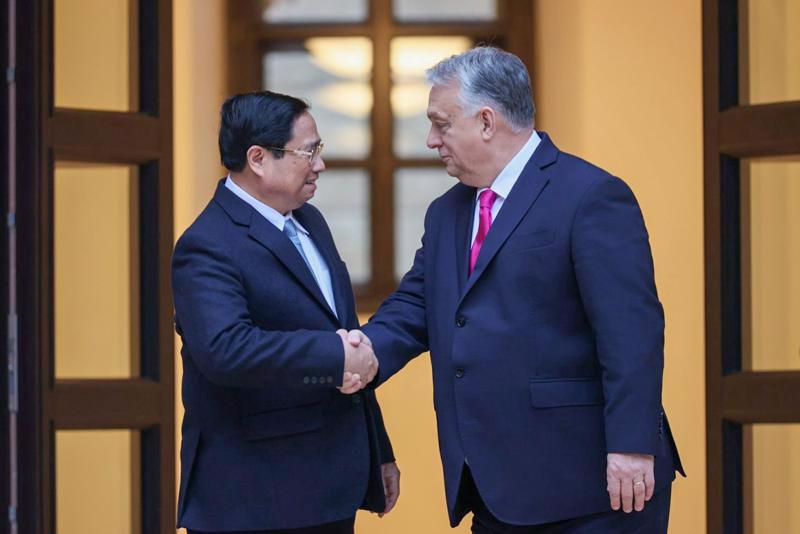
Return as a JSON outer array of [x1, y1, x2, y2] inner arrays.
[[367, 390, 395, 463], [171, 231, 344, 388], [362, 204, 432, 386], [571, 176, 665, 455]]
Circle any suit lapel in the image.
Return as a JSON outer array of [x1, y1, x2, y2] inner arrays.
[[294, 207, 349, 326], [213, 181, 337, 320], [459, 134, 558, 302], [453, 184, 476, 293], [247, 215, 336, 319]]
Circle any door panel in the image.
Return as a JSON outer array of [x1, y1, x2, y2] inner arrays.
[[703, 1, 800, 533], [12, 1, 175, 533]]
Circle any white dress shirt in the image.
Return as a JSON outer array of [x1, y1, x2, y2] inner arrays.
[[470, 131, 542, 245], [225, 176, 338, 317]]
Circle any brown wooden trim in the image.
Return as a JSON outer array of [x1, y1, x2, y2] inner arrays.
[[155, 2, 175, 531], [501, 0, 534, 76], [369, 0, 395, 296], [256, 24, 374, 40], [701, 0, 724, 531], [721, 372, 800, 423], [49, 110, 161, 162], [51, 380, 166, 428], [255, 22, 503, 42], [390, 23, 505, 37], [718, 102, 800, 157], [228, 0, 261, 95]]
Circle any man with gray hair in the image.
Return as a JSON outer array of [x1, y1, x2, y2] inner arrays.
[[352, 46, 684, 532]]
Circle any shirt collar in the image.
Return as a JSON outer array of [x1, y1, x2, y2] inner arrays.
[[225, 175, 307, 234], [477, 130, 541, 201]]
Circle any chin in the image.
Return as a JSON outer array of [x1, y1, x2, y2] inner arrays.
[[443, 163, 460, 178]]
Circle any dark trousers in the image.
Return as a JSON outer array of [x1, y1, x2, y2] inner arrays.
[[187, 516, 355, 534], [460, 466, 672, 534]]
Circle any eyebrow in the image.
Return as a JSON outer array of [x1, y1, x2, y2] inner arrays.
[[427, 111, 449, 121]]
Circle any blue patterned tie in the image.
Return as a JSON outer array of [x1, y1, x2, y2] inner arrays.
[[283, 219, 315, 277]]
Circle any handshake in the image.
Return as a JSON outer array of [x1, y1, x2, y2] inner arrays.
[[336, 329, 377, 394]]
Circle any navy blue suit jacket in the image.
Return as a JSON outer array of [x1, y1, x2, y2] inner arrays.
[[364, 134, 684, 526], [172, 180, 393, 531]]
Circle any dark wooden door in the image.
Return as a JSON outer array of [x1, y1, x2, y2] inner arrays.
[[6, 1, 175, 533], [703, 1, 800, 533]]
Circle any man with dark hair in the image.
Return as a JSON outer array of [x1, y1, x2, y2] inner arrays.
[[172, 91, 399, 534], [352, 47, 684, 533]]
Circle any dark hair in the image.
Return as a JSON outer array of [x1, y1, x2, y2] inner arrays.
[[218, 91, 310, 171]]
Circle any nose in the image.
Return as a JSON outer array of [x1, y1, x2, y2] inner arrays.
[[426, 127, 441, 149], [313, 155, 326, 172]]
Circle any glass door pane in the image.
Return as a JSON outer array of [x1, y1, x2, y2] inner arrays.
[[56, 430, 141, 533], [741, 0, 800, 104], [263, 38, 373, 159], [744, 424, 800, 533], [391, 36, 472, 158], [263, 0, 368, 23], [54, 0, 139, 111], [54, 162, 140, 379], [742, 156, 800, 371], [394, 0, 497, 22]]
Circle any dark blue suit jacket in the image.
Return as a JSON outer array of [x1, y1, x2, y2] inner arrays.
[[172, 180, 393, 531], [364, 134, 684, 526]]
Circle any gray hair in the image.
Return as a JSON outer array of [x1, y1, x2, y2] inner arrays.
[[426, 46, 535, 131]]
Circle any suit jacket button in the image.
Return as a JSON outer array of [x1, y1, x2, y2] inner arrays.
[[455, 368, 464, 378], [311, 376, 318, 384], [456, 317, 466, 327], [352, 395, 362, 405], [303, 376, 310, 384]]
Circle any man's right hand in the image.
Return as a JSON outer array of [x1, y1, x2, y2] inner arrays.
[[336, 329, 378, 394]]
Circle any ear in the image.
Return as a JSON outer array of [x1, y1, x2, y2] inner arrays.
[[246, 145, 269, 177], [478, 106, 496, 141]]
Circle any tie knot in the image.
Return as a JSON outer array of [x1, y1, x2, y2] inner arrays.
[[479, 189, 497, 209]]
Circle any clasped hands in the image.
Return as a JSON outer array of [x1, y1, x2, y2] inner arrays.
[[336, 329, 375, 394]]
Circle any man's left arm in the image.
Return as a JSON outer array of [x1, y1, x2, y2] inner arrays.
[[365, 390, 400, 516], [571, 175, 665, 512]]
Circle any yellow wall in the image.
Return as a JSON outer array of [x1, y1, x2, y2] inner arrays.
[[532, 1, 706, 532]]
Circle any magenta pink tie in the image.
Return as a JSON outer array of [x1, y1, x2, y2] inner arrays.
[[469, 189, 497, 275]]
